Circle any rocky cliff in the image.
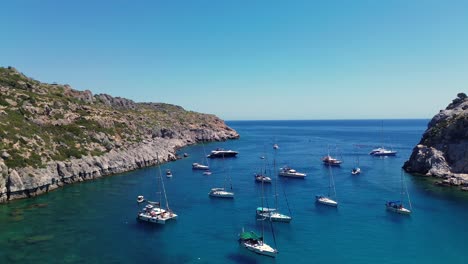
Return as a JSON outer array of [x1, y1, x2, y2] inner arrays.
[[0, 67, 239, 203], [403, 93, 468, 181]]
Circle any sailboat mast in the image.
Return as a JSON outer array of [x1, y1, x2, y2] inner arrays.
[[156, 154, 170, 210], [273, 149, 278, 209]]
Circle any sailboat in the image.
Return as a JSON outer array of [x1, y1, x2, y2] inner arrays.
[[386, 171, 412, 215], [351, 148, 361, 175], [370, 121, 397, 156], [208, 154, 234, 198], [137, 154, 178, 224], [240, 167, 278, 257], [255, 156, 272, 183], [316, 164, 338, 207], [256, 152, 292, 222], [192, 136, 211, 170]]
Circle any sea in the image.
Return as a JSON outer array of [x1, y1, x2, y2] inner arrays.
[[1, 120, 468, 264]]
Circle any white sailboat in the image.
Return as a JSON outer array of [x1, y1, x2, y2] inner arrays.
[[257, 151, 292, 222], [193, 136, 211, 171], [209, 154, 234, 198], [351, 149, 361, 175], [240, 167, 278, 257], [316, 165, 338, 207], [386, 171, 412, 215], [137, 155, 178, 224]]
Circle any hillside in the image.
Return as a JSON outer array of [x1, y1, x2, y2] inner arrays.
[[403, 93, 468, 182], [0, 67, 239, 202]]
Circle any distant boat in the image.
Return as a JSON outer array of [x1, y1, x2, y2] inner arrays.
[[322, 155, 343, 166], [255, 156, 271, 183], [203, 170, 212, 176], [192, 163, 209, 170], [369, 147, 397, 156], [316, 164, 338, 207], [193, 137, 210, 170], [386, 171, 412, 215], [273, 143, 279, 150], [278, 166, 306, 178], [255, 173, 272, 183], [166, 169, 173, 178], [207, 148, 238, 158], [322, 145, 342, 166], [209, 155, 234, 198], [137, 155, 177, 224], [370, 121, 397, 156], [351, 148, 361, 175]]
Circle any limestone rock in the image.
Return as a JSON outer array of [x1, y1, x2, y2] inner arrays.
[[404, 93, 468, 181]]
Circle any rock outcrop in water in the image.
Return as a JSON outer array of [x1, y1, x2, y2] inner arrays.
[[0, 67, 239, 203], [403, 93, 468, 183]]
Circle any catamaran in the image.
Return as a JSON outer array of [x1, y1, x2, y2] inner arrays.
[[137, 155, 177, 224]]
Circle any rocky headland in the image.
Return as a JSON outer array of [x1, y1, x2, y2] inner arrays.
[[403, 93, 468, 188], [0, 67, 239, 203]]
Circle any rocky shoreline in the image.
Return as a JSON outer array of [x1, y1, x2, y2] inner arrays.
[[0, 130, 239, 203], [403, 93, 468, 191], [0, 67, 239, 203]]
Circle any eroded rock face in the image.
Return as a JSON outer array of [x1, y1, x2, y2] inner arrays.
[[403, 93, 468, 180], [0, 131, 237, 202]]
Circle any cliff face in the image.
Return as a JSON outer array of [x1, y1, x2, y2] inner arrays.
[[403, 93, 468, 179], [0, 67, 239, 203]]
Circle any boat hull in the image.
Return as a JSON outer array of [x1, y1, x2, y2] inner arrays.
[[386, 205, 411, 214], [137, 211, 178, 224], [242, 241, 277, 257], [278, 172, 306, 178], [207, 150, 238, 158], [209, 188, 234, 198], [316, 196, 338, 207]]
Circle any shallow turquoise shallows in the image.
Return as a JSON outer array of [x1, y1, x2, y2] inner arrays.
[[1, 120, 468, 264]]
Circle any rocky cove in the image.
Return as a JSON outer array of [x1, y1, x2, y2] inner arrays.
[[0, 67, 239, 203]]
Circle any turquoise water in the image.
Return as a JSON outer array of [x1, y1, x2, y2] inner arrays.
[[1, 120, 468, 264]]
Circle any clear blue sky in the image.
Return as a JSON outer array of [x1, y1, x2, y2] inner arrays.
[[1, 0, 467, 120]]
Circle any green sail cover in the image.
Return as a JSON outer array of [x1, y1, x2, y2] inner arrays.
[[240, 231, 261, 241]]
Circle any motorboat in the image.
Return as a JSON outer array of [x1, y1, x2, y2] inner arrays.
[[208, 187, 234, 198], [370, 147, 397, 156], [278, 166, 306, 178], [322, 155, 342, 166], [203, 170, 212, 175], [315, 195, 338, 207], [385, 201, 411, 214], [166, 169, 173, 178], [207, 148, 238, 158], [273, 144, 279, 150], [192, 162, 209, 170]]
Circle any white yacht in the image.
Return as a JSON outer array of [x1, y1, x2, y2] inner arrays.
[[255, 173, 272, 183], [278, 166, 306, 178], [207, 148, 238, 158], [208, 187, 234, 198], [370, 147, 397, 156]]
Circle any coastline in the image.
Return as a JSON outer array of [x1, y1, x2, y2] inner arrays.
[[0, 130, 239, 204]]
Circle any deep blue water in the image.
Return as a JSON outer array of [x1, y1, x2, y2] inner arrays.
[[1, 119, 468, 263]]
